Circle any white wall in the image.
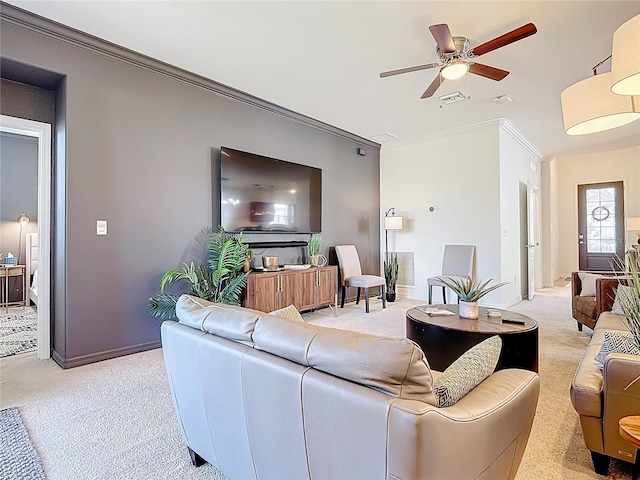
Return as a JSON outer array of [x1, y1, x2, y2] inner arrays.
[[380, 120, 542, 308], [498, 129, 542, 307], [554, 146, 640, 276], [541, 158, 560, 286]]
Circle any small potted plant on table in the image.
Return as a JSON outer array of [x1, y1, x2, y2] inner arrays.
[[436, 275, 508, 319]]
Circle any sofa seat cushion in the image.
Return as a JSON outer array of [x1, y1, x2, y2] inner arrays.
[[175, 295, 265, 343], [253, 314, 437, 405], [574, 295, 597, 319]]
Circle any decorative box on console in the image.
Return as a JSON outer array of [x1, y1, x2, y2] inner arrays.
[[3, 257, 18, 265]]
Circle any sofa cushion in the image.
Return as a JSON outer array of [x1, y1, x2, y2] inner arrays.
[[269, 304, 304, 323], [594, 330, 640, 369], [433, 336, 502, 407], [252, 315, 437, 405], [574, 295, 597, 318], [594, 312, 630, 333], [175, 294, 265, 342], [578, 272, 605, 297], [611, 285, 634, 315]]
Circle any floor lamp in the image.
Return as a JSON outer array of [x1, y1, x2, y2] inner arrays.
[[384, 208, 403, 262]]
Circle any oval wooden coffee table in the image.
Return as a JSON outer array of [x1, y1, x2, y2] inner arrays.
[[406, 304, 538, 372]]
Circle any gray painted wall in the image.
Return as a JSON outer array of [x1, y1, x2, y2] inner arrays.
[[0, 15, 381, 367], [0, 131, 38, 301]]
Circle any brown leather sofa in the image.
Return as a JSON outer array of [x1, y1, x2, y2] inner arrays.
[[162, 294, 540, 480], [571, 284, 640, 475], [571, 271, 620, 331]]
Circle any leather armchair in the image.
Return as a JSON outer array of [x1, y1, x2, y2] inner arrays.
[[571, 271, 621, 331]]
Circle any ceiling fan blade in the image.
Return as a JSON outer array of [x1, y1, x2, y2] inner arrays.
[[471, 23, 537, 56], [421, 74, 443, 99], [429, 24, 455, 53], [469, 63, 510, 81], [380, 63, 440, 78]]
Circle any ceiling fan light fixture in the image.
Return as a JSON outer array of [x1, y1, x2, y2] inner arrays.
[[441, 61, 469, 80], [561, 72, 640, 135], [611, 14, 640, 95]]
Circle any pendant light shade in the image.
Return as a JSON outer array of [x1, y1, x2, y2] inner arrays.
[[611, 14, 640, 96], [561, 72, 640, 135]]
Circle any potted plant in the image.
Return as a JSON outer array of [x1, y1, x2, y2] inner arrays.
[[384, 253, 399, 302], [243, 248, 255, 272], [148, 226, 251, 319], [436, 275, 508, 319], [308, 235, 326, 266]]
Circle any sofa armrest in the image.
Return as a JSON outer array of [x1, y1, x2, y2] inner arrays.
[[572, 271, 581, 298], [388, 369, 540, 480], [604, 353, 640, 396]]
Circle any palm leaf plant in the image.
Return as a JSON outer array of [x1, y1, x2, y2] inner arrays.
[[148, 226, 250, 319], [617, 254, 640, 350], [436, 275, 508, 302]]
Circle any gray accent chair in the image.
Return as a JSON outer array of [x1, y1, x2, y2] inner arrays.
[[335, 244, 386, 313], [427, 244, 476, 304]]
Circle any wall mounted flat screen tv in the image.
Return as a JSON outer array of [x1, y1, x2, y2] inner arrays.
[[220, 147, 322, 233]]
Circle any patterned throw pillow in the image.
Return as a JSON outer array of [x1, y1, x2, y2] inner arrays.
[[594, 330, 640, 369], [269, 304, 304, 323], [611, 285, 634, 315], [433, 335, 502, 408]]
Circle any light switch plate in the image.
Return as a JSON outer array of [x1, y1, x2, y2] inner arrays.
[[97, 220, 107, 235]]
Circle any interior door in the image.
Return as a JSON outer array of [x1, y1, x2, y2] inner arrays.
[[577, 181, 625, 271], [526, 182, 538, 300]]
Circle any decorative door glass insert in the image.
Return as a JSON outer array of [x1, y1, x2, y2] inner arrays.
[[585, 187, 617, 253]]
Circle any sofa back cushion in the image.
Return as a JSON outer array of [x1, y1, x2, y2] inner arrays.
[[175, 294, 265, 343], [253, 314, 437, 405]]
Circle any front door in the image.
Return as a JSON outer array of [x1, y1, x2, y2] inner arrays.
[[577, 181, 625, 271]]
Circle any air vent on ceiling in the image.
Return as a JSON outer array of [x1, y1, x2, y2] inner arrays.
[[438, 90, 469, 104]]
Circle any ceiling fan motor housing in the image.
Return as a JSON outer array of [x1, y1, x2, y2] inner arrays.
[[437, 36, 472, 64]]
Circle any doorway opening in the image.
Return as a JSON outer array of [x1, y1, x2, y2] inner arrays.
[[0, 115, 52, 359]]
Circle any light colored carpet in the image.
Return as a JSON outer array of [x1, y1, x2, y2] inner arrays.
[[0, 309, 37, 358], [0, 288, 634, 479]]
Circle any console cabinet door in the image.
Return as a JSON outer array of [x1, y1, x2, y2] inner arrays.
[[279, 271, 298, 309], [297, 269, 318, 312], [245, 272, 279, 312], [316, 266, 338, 307]]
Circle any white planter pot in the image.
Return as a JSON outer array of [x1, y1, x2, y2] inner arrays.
[[459, 301, 479, 319]]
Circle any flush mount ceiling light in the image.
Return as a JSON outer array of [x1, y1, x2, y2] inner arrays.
[[561, 57, 640, 135], [611, 14, 640, 95], [441, 61, 469, 80]]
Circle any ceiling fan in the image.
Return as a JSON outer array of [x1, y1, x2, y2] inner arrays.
[[380, 22, 537, 99]]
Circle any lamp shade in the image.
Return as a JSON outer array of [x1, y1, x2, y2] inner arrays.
[[561, 72, 640, 135], [16, 214, 30, 225], [611, 14, 640, 96], [384, 215, 403, 230], [628, 217, 640, 231]]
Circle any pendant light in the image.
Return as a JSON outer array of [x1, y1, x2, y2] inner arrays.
[[561, 56, 640, 135], [611, 14, 640, 95]]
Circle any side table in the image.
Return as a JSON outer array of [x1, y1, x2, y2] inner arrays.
[[0, 264, 26, 314], [619, 415, 640, 480]]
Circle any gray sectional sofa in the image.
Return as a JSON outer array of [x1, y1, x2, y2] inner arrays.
[[161, 294, 540, 480]]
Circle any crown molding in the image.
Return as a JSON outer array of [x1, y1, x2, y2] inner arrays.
[[498, 119, 544, 159], [381, 117, 544, 159], [0, 2, 380, 150]]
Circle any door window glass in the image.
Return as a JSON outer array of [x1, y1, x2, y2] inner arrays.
[[586, 187, 617, 253]]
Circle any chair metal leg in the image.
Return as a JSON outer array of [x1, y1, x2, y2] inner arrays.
[[365, 287, 370, 313], [428, 285, 432, 304], [341, 286, 346, 308], [356, 288, 361, 304], [442, 286, 447, 304], [382, 285, 386, 309]]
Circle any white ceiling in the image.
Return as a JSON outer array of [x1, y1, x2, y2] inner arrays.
[[6, 0, 640, 158]]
